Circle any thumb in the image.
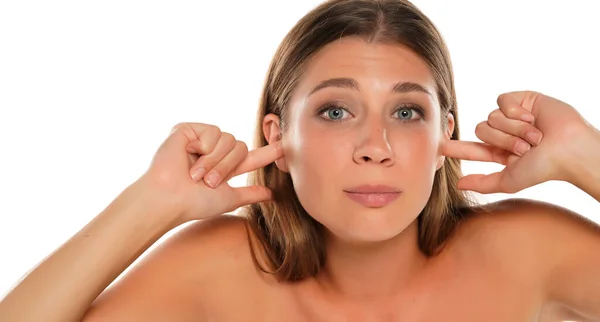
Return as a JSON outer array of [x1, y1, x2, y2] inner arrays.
[[229, 185, 273, 210], [457, 172, 504, 194]]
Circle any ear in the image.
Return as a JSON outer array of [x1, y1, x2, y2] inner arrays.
[[263, 113, 290, 173], [436, 112, 455, 170]]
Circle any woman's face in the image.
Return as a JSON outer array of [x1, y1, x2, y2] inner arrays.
[[266, 37, 452, 243]]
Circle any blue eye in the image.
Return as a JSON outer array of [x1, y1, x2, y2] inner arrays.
[[318, 104, 350, 121], [397, 108, 413, 120], [327, 108, 344, 120], [395, 106, 424, 121]]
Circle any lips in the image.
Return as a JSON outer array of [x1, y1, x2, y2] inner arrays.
[[343, 185, 401, 208], [344, 185, 401, 194]]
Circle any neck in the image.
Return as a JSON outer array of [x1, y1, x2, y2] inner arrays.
[[314, 219, 428, 299]]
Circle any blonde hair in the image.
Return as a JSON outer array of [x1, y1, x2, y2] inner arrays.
[[243, 0, 474, 282]]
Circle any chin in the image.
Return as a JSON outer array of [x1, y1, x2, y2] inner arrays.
[[320, 206, 419, 245]]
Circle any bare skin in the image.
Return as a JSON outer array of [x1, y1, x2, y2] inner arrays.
[[1, 38, 599, 321], [82, 201, 600, 322]]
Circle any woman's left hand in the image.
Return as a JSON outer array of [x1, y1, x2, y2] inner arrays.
[[443, 90, 596, 194]]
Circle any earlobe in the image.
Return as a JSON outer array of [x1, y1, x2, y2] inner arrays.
[[436, 156, 445, 171], [263, 113, 290, 173]]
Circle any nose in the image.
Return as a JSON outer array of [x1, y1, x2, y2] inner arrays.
[[352, 123, 395, 166]]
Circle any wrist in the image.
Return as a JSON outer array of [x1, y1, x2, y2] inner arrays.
[[120, 177, 185, 231], [564, 126, 600, 199]]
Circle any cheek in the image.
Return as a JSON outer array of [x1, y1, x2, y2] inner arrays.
[[287, 127, 348, 181], [394, 126, 440, 165], [283, 124, 353, 214]]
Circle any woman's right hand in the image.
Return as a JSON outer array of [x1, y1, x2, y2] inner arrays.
[[139, 122, 282, 224]]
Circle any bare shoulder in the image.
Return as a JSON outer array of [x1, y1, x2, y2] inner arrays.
[[455, 197, 599, 253], [84, 214, 269, 321], [451, 198, 600, 312]]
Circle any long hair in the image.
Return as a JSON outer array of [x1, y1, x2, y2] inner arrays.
[[243, 0, 473, 282]]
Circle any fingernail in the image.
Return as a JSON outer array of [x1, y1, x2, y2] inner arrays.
[[521, 114, 534, 123], [526, 132, 542, 145], [191, 167, 205, 182], [515, 141, 530, 156], [204, 171, 220, 188]]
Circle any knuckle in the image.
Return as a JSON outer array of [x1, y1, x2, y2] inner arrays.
[[496, 93, 507, 107], [236, 140, 248, 151], [499, 103, 522, 119], [496, 92, 514, 107], [505, 105, 520, 116], [220, 131, 235, 142], [206, 124, 222, 136], [170, 122, 188, 133], [474, 125, 487, 142], [474, 121, 487, 135], [220, 133, 237, 150], [487, 109, 502, 124], [199, 125, 221, 149]]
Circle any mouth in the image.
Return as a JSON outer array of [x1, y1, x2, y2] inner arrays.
[[343, 185, 402, 208]]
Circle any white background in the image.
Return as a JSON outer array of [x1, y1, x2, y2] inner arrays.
[[1, 0, 599, 297]]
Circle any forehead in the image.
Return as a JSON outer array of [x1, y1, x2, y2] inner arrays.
[[296, 37, 436, 95]]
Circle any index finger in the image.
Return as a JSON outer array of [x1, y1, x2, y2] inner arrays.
[[232, 140, 284, 176], [441, 140, 510, 165]]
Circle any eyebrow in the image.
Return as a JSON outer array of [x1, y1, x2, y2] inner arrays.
[[307, 77, 433, 97]]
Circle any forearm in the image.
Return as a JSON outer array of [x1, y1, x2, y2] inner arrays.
[[569, 127, 600, 202], [0, 179, 179, 322]]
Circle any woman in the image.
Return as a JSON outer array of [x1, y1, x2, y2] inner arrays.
[[1, 0, 599, 321]]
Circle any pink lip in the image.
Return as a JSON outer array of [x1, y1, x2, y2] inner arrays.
[[344, 185, 401, 208]]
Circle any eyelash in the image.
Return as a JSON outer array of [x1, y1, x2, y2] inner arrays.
[[316, 102, 426, 122]]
